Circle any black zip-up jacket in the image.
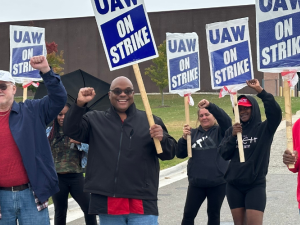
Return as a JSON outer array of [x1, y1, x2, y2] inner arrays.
[[218, 90, 282, 186], [63, 103, 176, 200], [176, 103, 232, 187]]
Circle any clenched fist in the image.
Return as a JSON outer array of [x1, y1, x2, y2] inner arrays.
[[198, 99, 210, 109], [246, 79, 263, 94], [77, 87, 96, 107], [30, 56, 51, 74]]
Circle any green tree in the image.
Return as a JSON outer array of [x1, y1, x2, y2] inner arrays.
[[46, 41, 65, 75], [145, 40, 168, 106]]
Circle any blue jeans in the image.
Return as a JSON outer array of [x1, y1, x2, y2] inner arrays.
[[99, 214, 158, 225], [0, 188, 50, 225]]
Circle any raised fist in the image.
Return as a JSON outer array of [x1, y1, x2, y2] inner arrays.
[[30, 56, 50, 74], [246, 79, 263, 93], [198, 99, 210, 109], [77, 87, 96, 107]]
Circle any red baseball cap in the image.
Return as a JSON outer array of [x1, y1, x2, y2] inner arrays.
[[238, 97, 252, 107]]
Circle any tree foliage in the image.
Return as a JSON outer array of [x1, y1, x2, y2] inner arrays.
[[46, 41, 65, 75], [145, 40, 168, 106]]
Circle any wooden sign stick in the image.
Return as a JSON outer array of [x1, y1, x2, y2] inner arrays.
[[23, 87, 28, 102], [132, 64, 163, 154], [184, 96, 192, 157], [283, 79, 294, 169], [233, 93, 245, 163]]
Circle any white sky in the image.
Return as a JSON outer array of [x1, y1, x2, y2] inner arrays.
[[0, 0, 255, 23]]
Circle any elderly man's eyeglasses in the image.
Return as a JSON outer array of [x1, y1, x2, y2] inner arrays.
[[110, 88, 134, 95], [0, 83, 12, 91]]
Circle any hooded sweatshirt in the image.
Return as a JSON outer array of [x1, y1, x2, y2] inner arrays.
[[176, 103, 232, 187], [218, 90, 282, 186], [288, 118, 300, 209]]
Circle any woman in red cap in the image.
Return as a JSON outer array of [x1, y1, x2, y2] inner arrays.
[[218, 79, 282, 225]]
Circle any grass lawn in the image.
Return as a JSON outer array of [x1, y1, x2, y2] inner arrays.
[[133, 93, 300, 169], [18, 93, 300, 170]]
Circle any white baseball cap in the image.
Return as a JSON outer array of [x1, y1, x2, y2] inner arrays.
[[0, 70, 15, 84]]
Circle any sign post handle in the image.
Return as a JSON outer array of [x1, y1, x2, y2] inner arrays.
[[23, 87, 28, 102], [184, 96, 192, 157], [283, 80, 294, 169], [233, 94, 245, 163], [132, 64, 163, 154]]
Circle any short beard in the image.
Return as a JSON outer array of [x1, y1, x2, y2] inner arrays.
[[0, 98, 14, 112]]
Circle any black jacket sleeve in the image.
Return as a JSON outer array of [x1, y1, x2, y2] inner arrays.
[[206, 103, 232, 135], [154, 116, 177, 161], [176, 137, 188, 159], [257, 89, 282, 134], [63, 102, 90, 143], [218, 127, 237, 160]]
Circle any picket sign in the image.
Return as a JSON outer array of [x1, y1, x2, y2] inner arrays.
[[281, 71, 299, 169], [23, 88, 27, 102], [206, 18, 253, 163], [133, 64, 162, 153], [184, 94, 192, 157], [90, 0, 162, 153], [166, 32, 201, 158], [233, 94, 245, 163], [9, 25, 46, 102], [219, 86, 246, 163], [255, 0, 300, 167], [22, 80, 39, 101], [283, 80, 293, 168]]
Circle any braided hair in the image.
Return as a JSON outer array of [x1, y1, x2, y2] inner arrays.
[[48, 103, 71, 145]]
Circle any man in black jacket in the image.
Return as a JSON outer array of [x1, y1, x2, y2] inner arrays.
[[63, 76, 176, 225]]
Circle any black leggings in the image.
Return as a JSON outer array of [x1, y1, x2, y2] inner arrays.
[[52, 173, 97, 225], [226, 181, 266, 212], [181, 183, 226, 225]]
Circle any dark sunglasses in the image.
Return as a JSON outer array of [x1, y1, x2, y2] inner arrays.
[[0, 83, 12, 91], [110, 88, 134, 95]]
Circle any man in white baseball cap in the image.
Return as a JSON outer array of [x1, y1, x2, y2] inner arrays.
[[0, 56, 67, 225], [0, 71, 16, 112], [0, 70, 15, 84]]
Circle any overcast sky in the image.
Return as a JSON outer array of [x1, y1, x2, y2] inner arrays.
[[0, 0, 255, 23]]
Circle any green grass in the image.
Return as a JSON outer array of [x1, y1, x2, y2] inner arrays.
[[133, 94, 300, 169], [134, 94, 300, 139], [16, 94, 300, 170]]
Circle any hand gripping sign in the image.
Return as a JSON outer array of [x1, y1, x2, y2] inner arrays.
[[10, 25, 46, 101], [256, 0, 300, 168], [206, 18, 254, 162], [167, 32, 200, 157], [90, 0, 162, 153]]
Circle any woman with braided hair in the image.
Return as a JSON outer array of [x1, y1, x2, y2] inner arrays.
[[47, 104, 97, 225]]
